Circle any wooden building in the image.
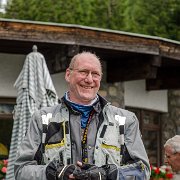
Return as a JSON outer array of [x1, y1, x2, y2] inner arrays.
[[0, 18, 180, 166]]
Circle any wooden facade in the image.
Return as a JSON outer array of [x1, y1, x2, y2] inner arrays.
[[0, 18, 180, 167], [0, 18, 180, 90]]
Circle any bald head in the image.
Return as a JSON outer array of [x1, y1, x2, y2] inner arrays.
[[69, 52, 102, 73]]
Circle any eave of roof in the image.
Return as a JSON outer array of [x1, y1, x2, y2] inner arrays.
[[0, 18, 180, 60], [0, 18, 180, 90], [0, 18, 179, 45]]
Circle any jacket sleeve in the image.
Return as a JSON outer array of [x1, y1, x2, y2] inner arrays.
[[121, 111, 151, 179], [14, 110, 48, 180]]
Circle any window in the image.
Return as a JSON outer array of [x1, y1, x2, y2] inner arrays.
[[0, 98, 15, 158], [126, 107, 162, 166]]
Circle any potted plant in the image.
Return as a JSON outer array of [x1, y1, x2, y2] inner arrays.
[[0, 159, 8, 180], [150, 165, 173, 180]]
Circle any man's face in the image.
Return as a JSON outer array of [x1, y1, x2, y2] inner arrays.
[[164, 145, 180, 172], [65, 54, 102, 105]]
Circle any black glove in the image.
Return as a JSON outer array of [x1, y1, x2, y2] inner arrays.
[[105, 164, 118, 180], [56, 164, 78, 180], [73, 163, 117, 180], [46, 159, 78, 180]]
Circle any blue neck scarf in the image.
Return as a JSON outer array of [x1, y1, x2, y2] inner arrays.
[[64, 92, 98, 128], [71, 103, 93, 128]]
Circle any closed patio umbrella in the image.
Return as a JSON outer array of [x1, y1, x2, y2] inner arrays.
[[6, 45, 58, 180]]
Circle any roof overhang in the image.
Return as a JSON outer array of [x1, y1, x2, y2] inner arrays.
[[0, 18, 180, 90]]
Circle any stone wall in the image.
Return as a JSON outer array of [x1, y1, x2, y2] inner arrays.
[[98, 61, 125, 108], [161, 90, 180, 146], [99, 82, 125, 108]]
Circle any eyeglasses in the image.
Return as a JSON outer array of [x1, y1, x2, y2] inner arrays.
[[70, 68, 102, 80]]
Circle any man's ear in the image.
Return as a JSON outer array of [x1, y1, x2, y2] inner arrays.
[[65, 68, 71, 82]]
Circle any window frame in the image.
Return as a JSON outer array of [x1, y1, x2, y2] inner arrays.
[[126, 106, 163, 166]]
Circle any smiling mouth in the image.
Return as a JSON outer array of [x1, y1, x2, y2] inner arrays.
[[81, 85, 93, 89]]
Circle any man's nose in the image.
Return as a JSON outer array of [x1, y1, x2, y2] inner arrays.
[[85, 72, 93, 82]]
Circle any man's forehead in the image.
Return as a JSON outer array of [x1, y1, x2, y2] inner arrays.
[[76, 54, 99, 62], [75, 55, 101, 68]]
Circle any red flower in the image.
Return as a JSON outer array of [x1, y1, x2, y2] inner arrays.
[[165, 167, 171, 172], [155, 167, 160, 174], [150, 164, 173, 179], [0, 159, 8, 178], [166, 173, 173, 179], [3, 160, 8, 166], [1, 167, 7, 173]]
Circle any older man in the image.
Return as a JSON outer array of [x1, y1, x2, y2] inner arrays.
[[164, 135, 180, 180], [14, 52, 150, 180]]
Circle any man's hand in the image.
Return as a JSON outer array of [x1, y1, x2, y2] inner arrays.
[[56, 164, 77, 180], [73, 164, 106, 180], [46, 159, 79, 180], [73, 162, 117, 180]]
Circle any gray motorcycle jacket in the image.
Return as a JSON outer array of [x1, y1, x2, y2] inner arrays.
[[14, 95, 150, 180]]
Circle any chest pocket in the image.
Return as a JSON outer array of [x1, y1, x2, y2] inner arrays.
[[99, 112, 126, 166], [100, 124, 121, 165], [43, 122, 66, 163]]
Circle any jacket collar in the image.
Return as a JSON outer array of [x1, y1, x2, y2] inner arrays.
[[61, 94, 109, 114]]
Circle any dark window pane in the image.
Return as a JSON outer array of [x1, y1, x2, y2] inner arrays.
[[0, 119, 13, 156], [0, 102, 15, 157], [0, 104, 14, 114], [143, 130, 158, 166]]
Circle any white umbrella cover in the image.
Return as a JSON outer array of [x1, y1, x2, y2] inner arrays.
[[6, 45, 58, 180]]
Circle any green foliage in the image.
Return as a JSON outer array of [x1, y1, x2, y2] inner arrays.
[[3, 0, 124, 29], [2, 0, 180, 41], [121, 0, 180, 40]]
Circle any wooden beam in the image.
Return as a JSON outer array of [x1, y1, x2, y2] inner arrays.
[[44, 45, 80, 74], [160, 42, 180, 60], [67, 45, 79, 57], [0, 20, 160, 55], [146, 78, 180, 90], [146, 67, 180, 90], [107, 65, 158, 82], [106, 56, 158, 82], [150, 55, 162, 67]]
